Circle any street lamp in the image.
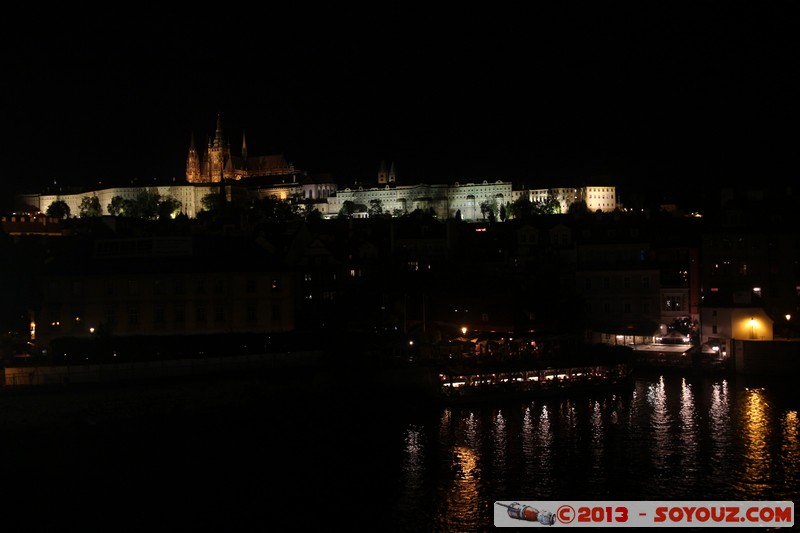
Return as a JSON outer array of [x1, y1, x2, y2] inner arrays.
[[461, 326, 468, 336]]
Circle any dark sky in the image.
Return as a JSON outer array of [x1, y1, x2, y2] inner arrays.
[[2, 4, 798, 209]]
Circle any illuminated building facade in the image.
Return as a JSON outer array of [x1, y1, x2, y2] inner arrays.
[[13, 114, 618, 219], [186, 114, 297, 183]]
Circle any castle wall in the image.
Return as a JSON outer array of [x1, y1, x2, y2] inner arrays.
[[19, 182, 616, 220]]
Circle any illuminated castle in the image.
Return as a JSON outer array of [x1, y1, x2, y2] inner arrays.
[[14, 113, 618, 219], [185, 114, 297, 183]]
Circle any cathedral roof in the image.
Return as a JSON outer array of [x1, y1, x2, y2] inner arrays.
[[300, 173, 336, 185], [235, 154, 291, 172]]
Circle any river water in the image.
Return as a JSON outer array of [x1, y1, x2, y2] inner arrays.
[[1, 369, 797, 531]]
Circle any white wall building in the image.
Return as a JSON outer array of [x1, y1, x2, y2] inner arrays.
[[17, 180, 616, 220]]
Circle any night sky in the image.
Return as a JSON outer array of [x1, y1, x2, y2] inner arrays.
[[2, 5, 798, 210]]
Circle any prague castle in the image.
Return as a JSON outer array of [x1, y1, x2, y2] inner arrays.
[[185, 114, 297, 183], [13, 115, 617, 220]]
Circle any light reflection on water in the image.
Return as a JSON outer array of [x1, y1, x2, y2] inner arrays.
[[490, 409, 508, 495], [393, 373, 799, 531], [781, 410, 799, 492], [647, 375, 673, 481], [678, 378, 700, 492], [433, 410, 484, 532], [398, 424, 425, 517], [709, 379, 732, 473], [738, 387, 775, 499], [5, 371, 795, 530]]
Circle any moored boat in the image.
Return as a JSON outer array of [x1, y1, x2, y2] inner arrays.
[[436, 361, 634, 404]]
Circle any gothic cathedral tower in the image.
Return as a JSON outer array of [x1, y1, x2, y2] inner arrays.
[[205, 113, 234, 182], [186, 132, 201, 183], [378, 161, 397, 185], [186, 114, 234, 183]]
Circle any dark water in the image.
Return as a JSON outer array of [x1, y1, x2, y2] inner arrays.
[[2, 370, 798, 531]]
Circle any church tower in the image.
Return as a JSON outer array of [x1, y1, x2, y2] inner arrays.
[[378, 160, 397, 185], [185, 113, 296, 183], [378, 160, 389, 184], [186, 132, 201, 183], [237, 130, 248, 180], [205, 113, 233, 182]]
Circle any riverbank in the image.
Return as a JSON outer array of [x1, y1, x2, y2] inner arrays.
[[0, 354, 439, 432], [0, 341, 748, 434]]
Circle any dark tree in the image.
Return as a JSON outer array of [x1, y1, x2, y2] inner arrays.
[[79, 196, 102, 217], [46, 200, 70, 219], [107, 196, 127, 216]]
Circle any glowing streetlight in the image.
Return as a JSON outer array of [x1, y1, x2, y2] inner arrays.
[[461, 326, 468, 336]]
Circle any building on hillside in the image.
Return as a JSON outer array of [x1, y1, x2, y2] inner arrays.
[[377, 160, 397, 185], [510, 186, 617, 214], [186, 114, 299, 183], [1, 213, 64, 236], [328, 173, 515, 220], [13, 114, 618, 220], [581, 186, 618, 212], [529, 187, 581, 213], [17, 184, 223, 220], [16, 177, 615, 222]]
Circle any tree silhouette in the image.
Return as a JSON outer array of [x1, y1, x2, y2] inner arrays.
[[368, 199, 384, 217], [79, 196, 102, 217], [158, 197, 182, 220], [46, 200, 70, 219], [202, 192, 226, 212], [510, 196, 532, 220], [107, 196, 127, 216], [338, 200, 357, 218], [127, 191, 161, 219], [568, 200, 589, 215]]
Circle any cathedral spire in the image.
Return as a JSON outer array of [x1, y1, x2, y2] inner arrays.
[[185, 131, 201, 183], [378, 160, 389, 184], [213, 113, 223, 148], [242, 130, 248, 160]]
